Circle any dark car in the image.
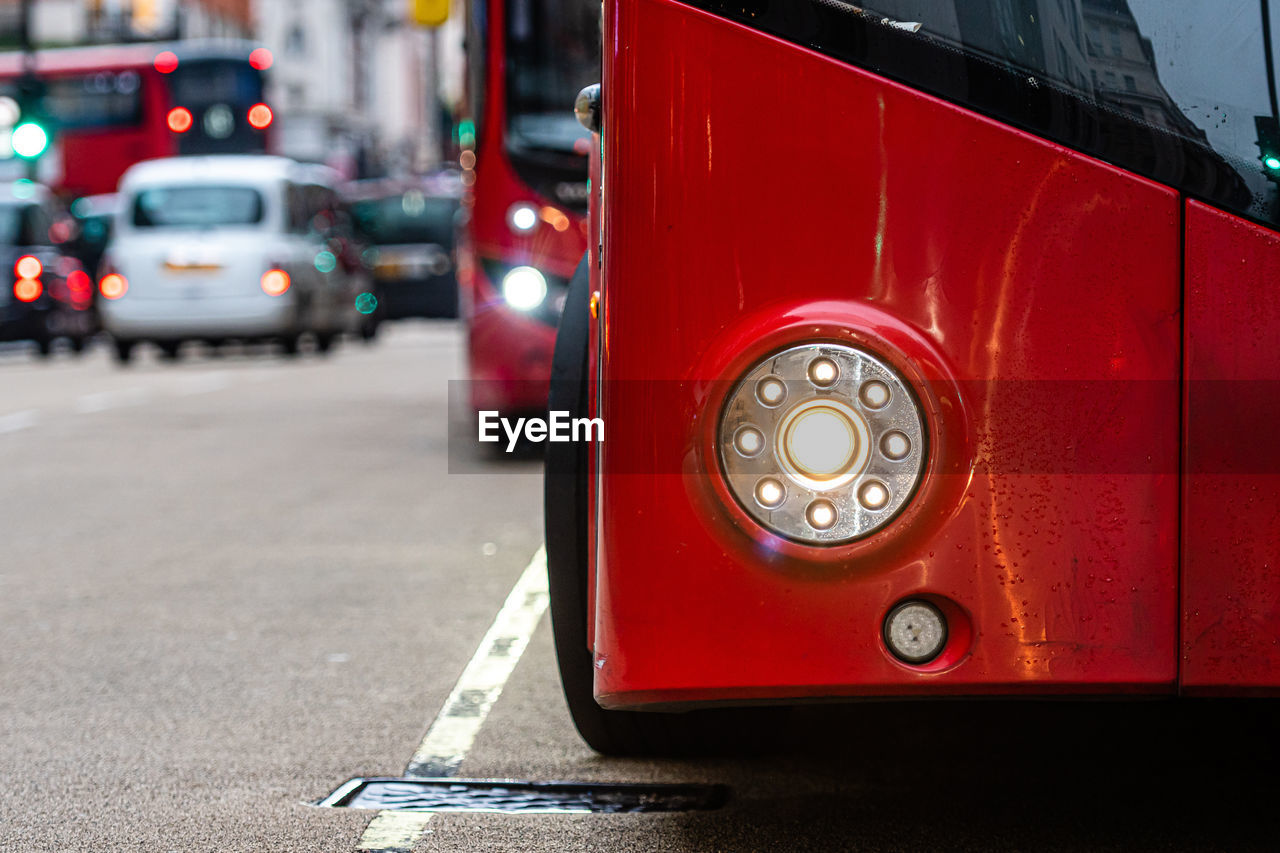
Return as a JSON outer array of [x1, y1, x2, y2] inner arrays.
[[0, 181, 95, 356], [347, 173, 462, 320], [67, 192, 120, 282]]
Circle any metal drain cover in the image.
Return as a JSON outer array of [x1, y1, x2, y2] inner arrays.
[[318, 777, 729, 814]]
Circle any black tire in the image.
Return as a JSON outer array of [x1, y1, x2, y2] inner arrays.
[[34, 337, 53, 358], [112, 339, 135, 365], [280, 333, 301, 357], [69, 336, 87, 355], [315, 331, 336, 354], [157, 341, 181, 361], [545, 255, 781, 756]]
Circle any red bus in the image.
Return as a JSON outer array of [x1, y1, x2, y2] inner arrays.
[[460, 0, 598, 415], [546, 0, 1280, 754], [0, 40, 273, 198]]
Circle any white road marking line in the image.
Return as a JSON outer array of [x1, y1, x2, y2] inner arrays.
[[404, 546, 549, 777], [354, 546, 550, 852], [175, 372, 232, 396], [74, 388, 150, 414], [66, 370, 238, 417], [356, 811, 434, 852], [0, 409, 39, 434]]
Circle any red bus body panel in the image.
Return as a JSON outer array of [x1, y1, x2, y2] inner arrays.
[[0, 44, 270, 197], [593, 0, 1185, 708], [463, 143, 582, 412], [0, 57, 176, 197], [462, 0, 588, 414], [1182, 202, 1280, 691], [57, 69, 176, 197]]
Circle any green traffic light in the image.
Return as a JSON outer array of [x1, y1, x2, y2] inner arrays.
[[12, 121, 48, 158], [1265, 155, 1280, 171], [458, 118, 476, 148]]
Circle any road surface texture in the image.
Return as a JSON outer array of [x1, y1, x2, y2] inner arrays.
[[2, 324, 1276, 852]]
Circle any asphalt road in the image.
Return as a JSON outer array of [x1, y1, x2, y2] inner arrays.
[[2, 324, 1278, 852]]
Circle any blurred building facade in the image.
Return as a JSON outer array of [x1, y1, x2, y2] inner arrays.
[[0, 0, 467, 177], [0, 0, 251, 45], [254, 0, 460, 178]]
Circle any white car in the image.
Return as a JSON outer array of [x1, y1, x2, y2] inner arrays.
[[99, 155, 363, 363]]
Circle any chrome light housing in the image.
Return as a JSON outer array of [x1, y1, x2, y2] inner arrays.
[[718, 343, 926, 545]]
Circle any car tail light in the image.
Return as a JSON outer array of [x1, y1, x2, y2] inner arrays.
[[718, 343, 926, 545], [261, 269, 290, 296], [15, 255, 41, 280], [66, 270, 93, 310], [14, 255, 42, 302], [99, 273, 128, 300], [13, 277, 41, 302]]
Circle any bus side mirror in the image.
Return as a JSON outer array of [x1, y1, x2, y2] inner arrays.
[[575, 84, 601, 134]]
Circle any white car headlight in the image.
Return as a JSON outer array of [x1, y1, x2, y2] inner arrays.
[[501, 266, 547, 311], [718, 343, 925, 545]]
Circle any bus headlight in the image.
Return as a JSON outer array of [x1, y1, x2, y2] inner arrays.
[[501, 266, 548, 311], [718, 343, 925, 545], [507, 203, 539, 233]]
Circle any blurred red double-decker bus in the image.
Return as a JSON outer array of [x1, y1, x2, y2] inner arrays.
[[546, 0, 1280, 755], [459, 0, 598, 415], [0, 40, 274, 198]]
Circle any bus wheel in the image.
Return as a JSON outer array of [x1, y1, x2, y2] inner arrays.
[[112, 339, 135, 365], [544, 255, 782, 757]]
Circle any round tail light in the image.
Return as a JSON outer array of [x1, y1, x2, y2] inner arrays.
[[718, 343, 925, 545]]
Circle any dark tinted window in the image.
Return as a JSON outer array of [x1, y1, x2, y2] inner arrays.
[[286, 184, 338, 234], [168, 59, 268, 156], [23, 204, 52, 245], [505, 0, 599, 154], [132, 187, 264, 229], [0, 204, 27, 245], [466, 0, 488, 140], [0, 204, 54, 245], [76, 214, 112, 249], [0, 71, 143, 130], [688, 0, 1280, 230], [170, 59, 264, 106], [352, 192, 458, 245]]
